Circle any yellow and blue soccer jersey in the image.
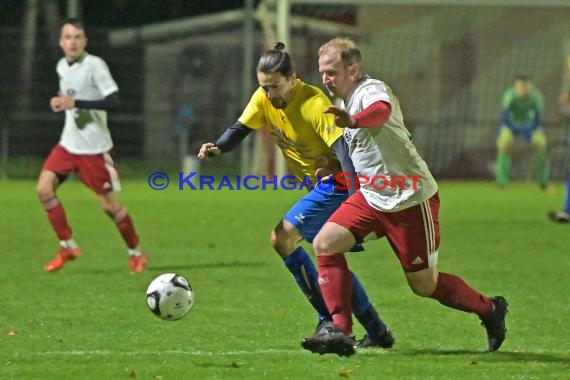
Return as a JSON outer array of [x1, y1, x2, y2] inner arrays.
[[238, 79, 341, 183]]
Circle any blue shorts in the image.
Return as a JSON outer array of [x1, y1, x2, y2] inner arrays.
[[503, 125, 537, 142], [284, 182, 348, 243]]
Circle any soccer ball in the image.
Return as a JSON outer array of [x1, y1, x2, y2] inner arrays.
[[146, 273, 195, 321]]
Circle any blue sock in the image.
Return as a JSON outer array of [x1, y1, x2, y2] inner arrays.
[[564, 174, 570, 213], [283, 247, 330, 321], [351, 272, 387, 338]]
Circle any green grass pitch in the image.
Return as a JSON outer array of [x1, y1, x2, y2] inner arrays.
[[1, 179, 569, 379]]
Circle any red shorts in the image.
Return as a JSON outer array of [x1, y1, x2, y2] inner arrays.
[[42, 144, 121, 194], [328, 191, 440, 272]]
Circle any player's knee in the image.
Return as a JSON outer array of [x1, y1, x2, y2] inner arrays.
[[269, 229, 280, 249], [407, 277, 437, 297], [312, 233, 330, 255], [36, 184, 54, 202], [496, 130, 513, 152], [410, 283, 436, 297], [496, 140, 511, 153], [270, 228, 296, 257]]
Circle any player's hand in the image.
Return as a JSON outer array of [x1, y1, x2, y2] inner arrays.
[[50, 96, 62, 112], [197, 143, 221, 160], [324, 106, 356, 128], [314, 155, 341, 180], [50, 94, 75, 112]]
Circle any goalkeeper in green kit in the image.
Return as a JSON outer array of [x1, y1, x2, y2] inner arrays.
[[495, 75, 550, 189]]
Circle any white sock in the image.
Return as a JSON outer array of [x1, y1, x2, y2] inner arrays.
[[60, 239, 78, 249], [128, 247, 142, 256]]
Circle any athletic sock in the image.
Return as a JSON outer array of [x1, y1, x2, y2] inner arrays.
[[532, 152, 550, 187], [128, 247, 143, 256], [430, 272, 493, 318], [350, 272, 387, 338], [60, 239, 78, 249], [495, 152, 511, 187], [284, 247, 330, 321], [42, 197, 72, 240], [317, 254, 353, 335], [107, 207, 140, 249], [354, 304, 387, 338], [564, 174, 570, 213]]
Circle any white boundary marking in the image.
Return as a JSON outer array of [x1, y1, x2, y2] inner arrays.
[[30, 348, 386, 357], [32, 348, 303, 357]]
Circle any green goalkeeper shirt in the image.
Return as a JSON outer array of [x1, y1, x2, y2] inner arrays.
[[501, 86, 543, 129]]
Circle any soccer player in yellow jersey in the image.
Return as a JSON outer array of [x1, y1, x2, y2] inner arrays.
[[198, 43, 393, 348]]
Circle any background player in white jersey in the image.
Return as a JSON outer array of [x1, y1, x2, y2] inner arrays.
[[37, 19, 147, 273], [301, 37, 508, 357]]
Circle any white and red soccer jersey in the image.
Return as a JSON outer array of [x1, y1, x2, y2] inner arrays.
[[57, 52, 118, 154], [342, 77, 438, 211]]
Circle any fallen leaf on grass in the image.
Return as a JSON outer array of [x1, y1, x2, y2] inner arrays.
[[339, 368, 353, 378]]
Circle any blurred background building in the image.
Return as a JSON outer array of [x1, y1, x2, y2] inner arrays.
[[1, 0, 569, 181]]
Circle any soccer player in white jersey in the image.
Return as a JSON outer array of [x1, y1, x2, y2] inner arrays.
[[301, 37, 508, 357], [36, 19, 147, 273]]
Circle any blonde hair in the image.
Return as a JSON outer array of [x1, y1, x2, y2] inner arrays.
[[318, 37, 362, 67]]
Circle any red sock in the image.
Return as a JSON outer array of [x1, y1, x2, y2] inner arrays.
[[108, 208, 140, 249], [430, 272, 493, 318], [42, 197, 72, 240], [317, 254, 353, 335]]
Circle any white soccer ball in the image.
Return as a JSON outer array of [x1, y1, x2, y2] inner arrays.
[[146, 273, 195, 321]]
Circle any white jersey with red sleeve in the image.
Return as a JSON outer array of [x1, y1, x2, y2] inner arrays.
[[57, 53, 118, 154], [342, 77, 438, 211]]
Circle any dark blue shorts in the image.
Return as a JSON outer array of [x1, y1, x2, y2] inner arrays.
[[506, 126, 537, 142], [284, 182, 348, 243]]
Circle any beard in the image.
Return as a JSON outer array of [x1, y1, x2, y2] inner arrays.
[[270, 98, 287, 109]]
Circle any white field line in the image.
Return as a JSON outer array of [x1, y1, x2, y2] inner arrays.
[[31, 348, 303, 357], [29, 348, 385, 357]]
